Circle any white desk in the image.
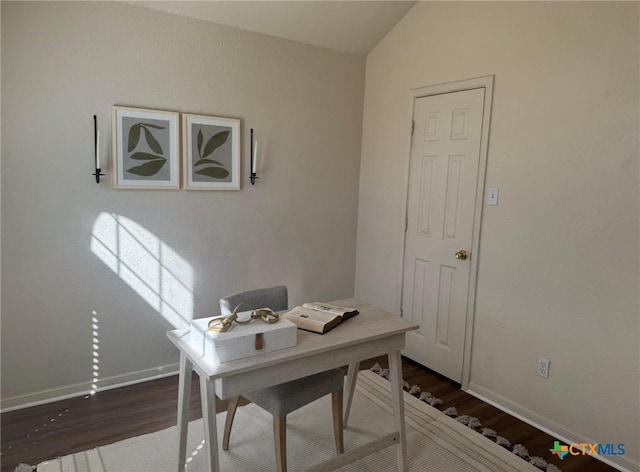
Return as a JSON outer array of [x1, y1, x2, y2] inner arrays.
[[167, 298, 418, 472]]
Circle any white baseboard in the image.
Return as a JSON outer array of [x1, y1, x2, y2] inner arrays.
[[1, 363, 180, 413], [466, 383, 639, 472]]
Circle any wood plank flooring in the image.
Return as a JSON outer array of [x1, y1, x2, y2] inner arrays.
[[1, 357, 615, 472]]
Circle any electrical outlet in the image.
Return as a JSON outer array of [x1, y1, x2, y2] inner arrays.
[[537, 357, 550, 379]]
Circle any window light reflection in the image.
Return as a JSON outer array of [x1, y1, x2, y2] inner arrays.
[[91, 213, 194, 329]]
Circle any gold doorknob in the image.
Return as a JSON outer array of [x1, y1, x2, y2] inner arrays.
[[455, 250, 468, 260]]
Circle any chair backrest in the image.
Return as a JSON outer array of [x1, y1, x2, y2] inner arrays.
[[219, 285, 288, 315]]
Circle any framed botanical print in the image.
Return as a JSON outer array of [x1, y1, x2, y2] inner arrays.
[[112, 106, 180, 189], [182, 114, 241, 190]]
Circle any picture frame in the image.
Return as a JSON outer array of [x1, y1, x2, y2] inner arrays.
[[182, 114, 241, 190], [112, 106, 180, 189]]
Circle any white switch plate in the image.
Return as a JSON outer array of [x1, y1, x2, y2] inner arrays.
[[487, 187, 499, 206]]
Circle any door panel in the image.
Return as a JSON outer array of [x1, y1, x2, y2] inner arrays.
[[402, 88, 485, 382]]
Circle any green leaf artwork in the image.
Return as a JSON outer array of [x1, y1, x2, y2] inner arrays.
[[128, 124, 141, 152], [143, 127, 163, 155], [126, 121, 167, 177], [195, 166, 230, 179], [127, 158, 167, 176], [130, 152, 164, 160], [192, 128, 231, 181], [194, 158, 224, 167], [197, 130, 204, 159], [202, 131, 229, 158]]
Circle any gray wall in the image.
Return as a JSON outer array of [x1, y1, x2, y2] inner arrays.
[[355, 2, 639, 469], [1, 1, 365, 404]]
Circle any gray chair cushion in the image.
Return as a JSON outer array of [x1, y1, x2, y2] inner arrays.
[[220, 285, 288, 315], [244, 368, 344, 417]]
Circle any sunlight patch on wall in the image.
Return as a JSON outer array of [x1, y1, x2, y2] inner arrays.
[[91, 213, 194, 329]]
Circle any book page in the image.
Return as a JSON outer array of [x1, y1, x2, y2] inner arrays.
[[302, 302, 359, 319], [283, 306, 342, 334]]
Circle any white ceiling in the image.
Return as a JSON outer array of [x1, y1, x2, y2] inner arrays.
[[130, 1, 417, 55]]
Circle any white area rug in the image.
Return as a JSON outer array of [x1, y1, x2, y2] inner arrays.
[[37, 371, 540, 472]]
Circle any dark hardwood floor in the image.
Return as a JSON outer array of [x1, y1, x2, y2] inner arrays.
[[1, 357, 614, 472]]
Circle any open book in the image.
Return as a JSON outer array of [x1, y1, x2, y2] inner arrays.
[[283, 302, 359, 334]]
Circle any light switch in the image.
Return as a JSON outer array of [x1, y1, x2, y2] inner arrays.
[[487, 187, 499, 206]]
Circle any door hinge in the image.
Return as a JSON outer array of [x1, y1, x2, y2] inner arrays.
[[411, 120, 415, 136]]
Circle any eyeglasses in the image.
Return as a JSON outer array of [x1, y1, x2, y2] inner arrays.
[[207, 302, 280, 333]]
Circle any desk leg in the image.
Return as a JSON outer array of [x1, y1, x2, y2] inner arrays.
[[200, 376, 220, 472], [388, 350, 407, 472], [177, 353, 192, 472], [343, 361, 360, 427]]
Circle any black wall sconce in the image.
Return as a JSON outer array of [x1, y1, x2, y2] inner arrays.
[[250, 128, 258, 185], [92, 115, 105, 184]]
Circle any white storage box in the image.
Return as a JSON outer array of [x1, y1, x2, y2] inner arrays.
[[189, 311, 297, 363]]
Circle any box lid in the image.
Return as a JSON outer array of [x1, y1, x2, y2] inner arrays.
[[192, 311, 297, 347]]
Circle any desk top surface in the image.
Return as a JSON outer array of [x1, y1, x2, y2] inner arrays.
[[167, 298, 417, 379]]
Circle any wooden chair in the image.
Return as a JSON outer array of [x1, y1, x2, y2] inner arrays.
[[219, 286, 344, 472]]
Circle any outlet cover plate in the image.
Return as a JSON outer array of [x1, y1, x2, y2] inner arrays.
[[537, 357, 550, 379]]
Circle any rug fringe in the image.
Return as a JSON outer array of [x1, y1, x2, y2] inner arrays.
[[455, 414, 482, 429], [481, 427, 497, 438], [443, 406, 458, 417], [13, 464, 35, 472], [369, 364, 563, 472], [512, 443, 530, 459]]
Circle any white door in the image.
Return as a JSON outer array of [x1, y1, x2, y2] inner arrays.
[[402, 88, 485, 382]]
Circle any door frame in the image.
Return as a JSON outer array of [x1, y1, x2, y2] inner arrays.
[[399, 76, 494, 389]]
